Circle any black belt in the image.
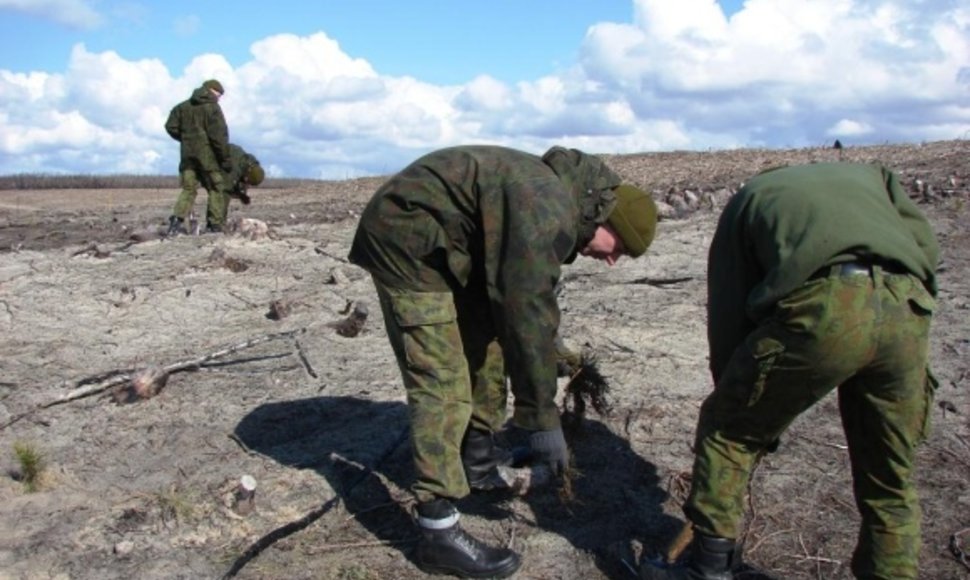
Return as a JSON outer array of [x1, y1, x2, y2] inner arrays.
[[807, 260, 909, 282]]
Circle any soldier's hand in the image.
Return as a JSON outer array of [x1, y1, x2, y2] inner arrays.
[[221, 160, 233, 172], [238, 192, 251, 205], [529, 428, 569, 475]]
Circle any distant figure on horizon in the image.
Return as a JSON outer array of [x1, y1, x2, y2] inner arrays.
[[164, 79, 233, 236]]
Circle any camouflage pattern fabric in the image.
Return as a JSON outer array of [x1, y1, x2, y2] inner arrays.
[[685, 267, 936, 579], [374, 279, 508, 502], [223, 144, 260, 194], [170, 143, 257, 226], [223, 144, 261, 207], [706, 163, 939, 380], [164, 86, 231, 172], [165, 85, 232, 226], [349, 145, 620, 432], [171, 166, 229, 226]]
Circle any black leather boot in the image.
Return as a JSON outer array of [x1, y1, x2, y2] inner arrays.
[[462, 428, 513, 491], [641, 533, 737, 580], [166, 216, 187, 236], [414, 498, 521, 578]]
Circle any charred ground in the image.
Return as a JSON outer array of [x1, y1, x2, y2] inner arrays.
[[0, 140, 967, 580]]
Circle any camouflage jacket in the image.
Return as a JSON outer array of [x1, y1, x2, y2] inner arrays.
[[223, 144, 260, 198], [707, 162, 940, 380], [164, 86, 231, 173], [349, 145, 621, 430]]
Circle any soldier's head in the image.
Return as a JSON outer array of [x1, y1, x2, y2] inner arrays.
[[581, 184, 657, 264], [202, 79, 224, 98], [245, 164, 265, 187], [606, 184, 657, 258]]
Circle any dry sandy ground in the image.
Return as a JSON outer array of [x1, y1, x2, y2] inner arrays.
[[0, 141, 967, 580]]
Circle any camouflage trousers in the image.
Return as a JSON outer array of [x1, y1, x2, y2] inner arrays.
[[172, 162, 229, 226], [373, 278, 508, 503], [685, 266, 936, 579]]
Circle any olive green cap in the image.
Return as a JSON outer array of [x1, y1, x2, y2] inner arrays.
[[247, 164, 265, 186], [607, 184, 657, 258], [202, 79, 224, 95]]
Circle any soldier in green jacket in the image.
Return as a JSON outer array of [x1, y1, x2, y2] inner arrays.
[[642, 163, 939, 580], [222, 144, 265, 209], [349, 145, 658, 578], [164, 79, 233, 235]]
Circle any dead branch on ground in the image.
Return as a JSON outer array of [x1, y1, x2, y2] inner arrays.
[[0, 328, 305, 430], [54, 328, 305, 405], [294, 338, 318, 378]]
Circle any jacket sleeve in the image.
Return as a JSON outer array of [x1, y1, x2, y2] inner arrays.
[[883, 166, 940, 294], [164, 106, 181, 141], [485, 179, 572, 431], [206, 105, 232, 168], [706, 193, 760, 383]]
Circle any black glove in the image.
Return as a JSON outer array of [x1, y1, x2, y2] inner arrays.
[[529, 428, 569, 474], [238, 192, 251, 205]]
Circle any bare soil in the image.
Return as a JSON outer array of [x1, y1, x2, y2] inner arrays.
[[0, 141, 967, 580]]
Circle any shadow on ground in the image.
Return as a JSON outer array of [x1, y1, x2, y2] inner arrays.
[[234, 396, 681, 578]]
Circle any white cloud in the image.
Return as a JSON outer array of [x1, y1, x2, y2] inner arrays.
[[0, 0, 102, 29], [827, 119, 873, 137], [578, 0, 969, 147], [0, 1, 967, 177], [455, 75, 513, 111]]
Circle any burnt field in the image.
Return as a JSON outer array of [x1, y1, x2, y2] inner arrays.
[[0, 140, 967, 579]]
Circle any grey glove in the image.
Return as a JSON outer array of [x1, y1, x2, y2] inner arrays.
[[529, 428, 569, 474]]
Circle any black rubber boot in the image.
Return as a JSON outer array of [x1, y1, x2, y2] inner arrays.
[[415, 499, 521, 579], [641, 533, 736, 580], [462, 428, 513, 491], [166, 216, 187, 236]]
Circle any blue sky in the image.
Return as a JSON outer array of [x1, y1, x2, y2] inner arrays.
[[0, 0, 966, 178]]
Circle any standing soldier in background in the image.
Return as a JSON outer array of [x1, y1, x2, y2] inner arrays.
[[349, 145, 658, 579], [164, 79, 233, 235], [642, 162, 939, 580]]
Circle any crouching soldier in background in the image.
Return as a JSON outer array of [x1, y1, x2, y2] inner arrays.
[[167, 143, 264, 236], [223, 144, 265, 210], [642, 162, 939, 580]]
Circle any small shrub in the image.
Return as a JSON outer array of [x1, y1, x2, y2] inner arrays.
[[12, 441, 45, 492], [155, 485, 196, 523]]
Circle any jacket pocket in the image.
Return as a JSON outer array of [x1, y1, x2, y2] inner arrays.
[[387, 290, 459, 373], [747, 337, 785, 407]]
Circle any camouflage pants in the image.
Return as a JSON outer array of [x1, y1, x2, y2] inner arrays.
[[373, 278, 507, 503], [172, 162, 229, 226], [685, 267, 936, 579]]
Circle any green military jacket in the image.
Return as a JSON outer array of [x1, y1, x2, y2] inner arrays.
[[349, 145, 621, 430], [164, 86, 231, 173], [224, 144, 260, 196], [707, 162, 940, 380]]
